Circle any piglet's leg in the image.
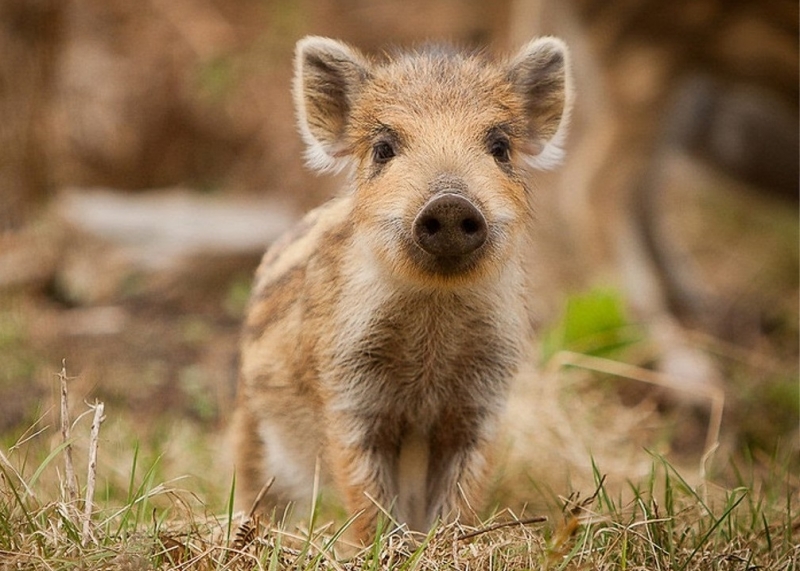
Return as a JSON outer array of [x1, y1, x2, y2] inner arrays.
[[325, 417, 400, 542], [425, 414, 493, 526]]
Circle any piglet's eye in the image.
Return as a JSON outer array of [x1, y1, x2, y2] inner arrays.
[[373, 141, 396, 164], [489, 137, 511, 163]]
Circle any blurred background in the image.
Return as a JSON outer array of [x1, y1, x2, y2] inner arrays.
[[0, 0, 797, 506]]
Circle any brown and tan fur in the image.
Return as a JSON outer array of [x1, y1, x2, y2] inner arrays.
[[231, 36, 572, 540]]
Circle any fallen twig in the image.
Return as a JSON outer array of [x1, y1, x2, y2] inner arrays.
[[59, 360, 79, 504], [457, 515, 547, 541]]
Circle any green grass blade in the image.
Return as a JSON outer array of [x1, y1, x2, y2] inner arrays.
[[27, 439, 75, 491], [0, 462, 44, 551], [225, 471, 236, 547]]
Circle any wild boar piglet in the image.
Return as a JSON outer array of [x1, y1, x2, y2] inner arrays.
[[232, 35, 573, 541]]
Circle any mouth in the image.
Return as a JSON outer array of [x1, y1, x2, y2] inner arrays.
[[415, 250, 486, 277], [400, 231, 492, 281]]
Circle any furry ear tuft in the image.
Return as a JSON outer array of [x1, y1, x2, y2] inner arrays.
[[508, 37, 574, 170], [293, 36, 372, 172]]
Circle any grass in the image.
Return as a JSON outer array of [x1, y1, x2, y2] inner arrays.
[[1, 284, 796, 570], [0, 367, 797, 570]]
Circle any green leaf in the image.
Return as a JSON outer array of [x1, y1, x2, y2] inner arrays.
[[542, 288, 643, 362]]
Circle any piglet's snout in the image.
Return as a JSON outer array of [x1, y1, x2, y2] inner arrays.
[[412, 193, 487, 258]]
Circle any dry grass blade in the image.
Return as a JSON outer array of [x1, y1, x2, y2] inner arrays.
[[248, 476, 275, 519], [0, 447, 34, 498]]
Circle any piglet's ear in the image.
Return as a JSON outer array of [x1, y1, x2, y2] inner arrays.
[[293, 36, 372, 172], [508, 37, 573, 170]]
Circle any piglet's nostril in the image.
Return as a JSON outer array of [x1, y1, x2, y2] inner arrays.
[[413, 193, 487, 258], [461, 217, 481, 234], [422, 217, 441, 235]]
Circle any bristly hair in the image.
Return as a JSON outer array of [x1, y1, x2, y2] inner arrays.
[[380, 40, 490, 66]]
